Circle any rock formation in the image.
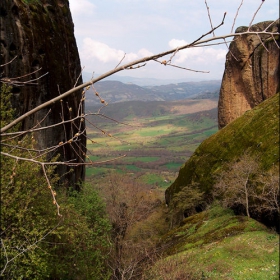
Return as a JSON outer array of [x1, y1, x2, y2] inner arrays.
[[166, 93, 279, 229], [0, 0, 86, 187], [218, 20, 280, 128]]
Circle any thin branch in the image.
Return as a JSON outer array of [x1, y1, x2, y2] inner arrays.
[[74, 66, 84, 87], [167, 63, 209, 73], [154, 59, 209, 73], [204, 0, 215, 37], [42, 164, 61, 216], [248, 1, 265, 30], [115, 53, 126, 69], [257, 34, 269, 52], [264, 19, 280, 32], [1, 220, 63, 276], [0, 56, 18, 67], [1, 16, 279, 134], [231, 0, 244, 33]]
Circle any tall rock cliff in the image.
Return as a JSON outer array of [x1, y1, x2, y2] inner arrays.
[[218, 20, 280, 128], [0, 0, 86, 187]]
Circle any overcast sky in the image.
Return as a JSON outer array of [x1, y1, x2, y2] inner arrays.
[[69, 0, 278, 82]]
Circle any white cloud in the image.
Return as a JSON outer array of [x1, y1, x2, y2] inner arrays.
[[138, 48, 154, 57], [81, 38, 125, 63], [168, 39, 226, 65], [81, 38, 154, 64], [69, 0, 95, 17]]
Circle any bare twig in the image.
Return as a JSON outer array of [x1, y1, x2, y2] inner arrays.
[[0, 56, 18, 67], [231, 0, 244, 33], [204, 0, 215, 37], [115, 53, 126, 69], [74, 66, 84, 87], [248, 1, 265, 30]]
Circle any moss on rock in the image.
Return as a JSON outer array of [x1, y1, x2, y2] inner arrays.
[[166, 93, 279, 207]]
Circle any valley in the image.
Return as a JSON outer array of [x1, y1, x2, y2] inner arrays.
[[85, 98, 218, 188]]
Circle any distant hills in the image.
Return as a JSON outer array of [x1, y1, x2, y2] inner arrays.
[[85, 79, 221, 105], [82, 72, 212, 86]]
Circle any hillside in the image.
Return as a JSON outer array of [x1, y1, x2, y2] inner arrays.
[[142, 94, 279, 279], [144, 204, 279, 280], [86, 80, 221, 104], [86, 98, 218, 121], [166, 93, 279, 227]]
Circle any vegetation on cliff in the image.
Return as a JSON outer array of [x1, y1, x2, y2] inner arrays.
[[0, 85, 111, 279], [166, 93, 279, 209]]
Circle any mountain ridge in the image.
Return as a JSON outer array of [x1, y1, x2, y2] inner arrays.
[[86, 80, 221, 105]]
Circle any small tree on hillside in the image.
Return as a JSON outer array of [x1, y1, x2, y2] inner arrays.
[[252, 165, 279, 216], [169, 184, 204, 228], [212, 153, 279, 219]]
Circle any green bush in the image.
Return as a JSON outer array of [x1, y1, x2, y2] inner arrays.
[[0, 84, 112, 279]]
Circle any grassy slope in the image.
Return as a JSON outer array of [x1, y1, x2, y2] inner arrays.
[[166, 93, 279, 202], [145, 204, 279, 280]]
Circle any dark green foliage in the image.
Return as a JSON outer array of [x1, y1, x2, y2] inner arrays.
[[168, 184, 204, 227], [0, 85, 111, 279], [0, 84, 14, 128]]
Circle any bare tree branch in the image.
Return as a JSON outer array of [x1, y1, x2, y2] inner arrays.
[[2, 18, 279, 134]]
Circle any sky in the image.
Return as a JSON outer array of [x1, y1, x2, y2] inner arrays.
[[69, 0, 278, 82]]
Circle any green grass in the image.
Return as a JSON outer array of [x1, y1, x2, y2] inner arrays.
[[138, 173, 172, 188], [125, 156, 160, 163], [163, 162, 183, 170], [145, 204, 279, 280]]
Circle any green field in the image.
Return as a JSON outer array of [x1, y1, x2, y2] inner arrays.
[[85, 99, 218, 188]]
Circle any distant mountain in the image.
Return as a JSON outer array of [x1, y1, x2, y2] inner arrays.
[[86, 80, 221, 105], [82, 72, 205, 86]]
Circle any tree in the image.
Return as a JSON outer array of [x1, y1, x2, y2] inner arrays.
[[212, 153, 279, 219], [95, 172, 162, 280], [252, 165, 279, 217], [213, 153, 260, 217], [169, 184, 204, 228], [0, 85, 112, 279]]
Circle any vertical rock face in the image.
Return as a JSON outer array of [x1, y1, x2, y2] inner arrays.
[[1, 0, 86, 187], [218, 20, 280, 129]]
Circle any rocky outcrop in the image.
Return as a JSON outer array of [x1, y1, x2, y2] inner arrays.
[[166, 93, 279, 229], [0, 0, 86, 187], [218, 20, 280, 128]]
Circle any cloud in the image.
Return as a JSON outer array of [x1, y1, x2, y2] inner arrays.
[[168, 39, 227, 65], [69, 0, 95, 17], [81, 38, 154, 64], [81, 38, 124, 63]]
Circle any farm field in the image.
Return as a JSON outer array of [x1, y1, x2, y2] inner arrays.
[[85, 99, 218, 188]]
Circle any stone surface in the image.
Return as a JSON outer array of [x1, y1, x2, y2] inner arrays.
[[0, 0, 86, 187], [218, 20, 280, 128]]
